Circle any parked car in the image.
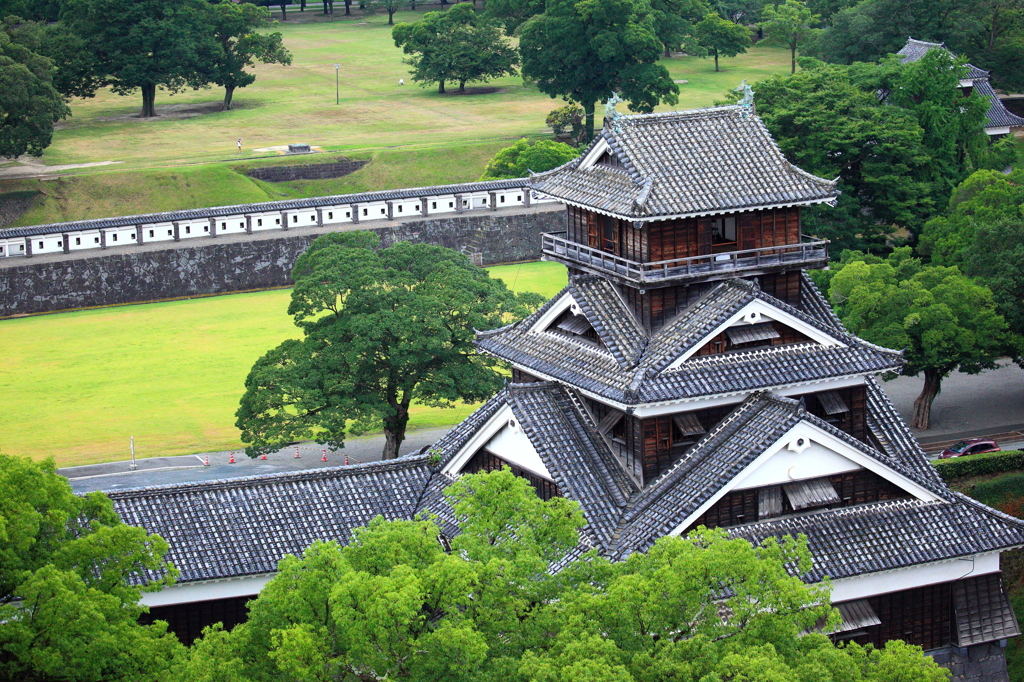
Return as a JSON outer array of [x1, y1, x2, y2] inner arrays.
[[937, 438, 1001, 459]]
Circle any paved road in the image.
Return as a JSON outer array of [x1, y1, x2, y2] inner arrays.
[[63, 361, 1024, 494]]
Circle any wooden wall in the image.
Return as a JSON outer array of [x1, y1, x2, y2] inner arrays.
[[853, 583, 952, 651], [463, 449, 560, 501], [737, 206, 800, 251], [804, 385, 867, 442], [141, 595, 251, 645]]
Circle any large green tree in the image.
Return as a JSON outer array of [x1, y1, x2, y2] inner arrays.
[[480, 138, 579, 179], [235, 232, 542, 460], [695, 11, 750, 71], [174, 469, 950, 682], [393, 4, 518, 94], [0, 29, 67, 158], [2, 16, 104, 101], [828, 248, 1020, 429], [649, 0, 710, 57], [207, 1, 291, 111], [0, 456, 182, 681], [758, 0, 818, 74], [965, 218, 1024, 343], [61, 0, 218, 117], [520, 0, 679, 141]]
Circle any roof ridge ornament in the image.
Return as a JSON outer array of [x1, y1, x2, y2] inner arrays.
[[734, 80, 755, 116], [604, 92, 624, 133]]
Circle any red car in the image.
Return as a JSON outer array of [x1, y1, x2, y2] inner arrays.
[[937, 438, 1001, 459]]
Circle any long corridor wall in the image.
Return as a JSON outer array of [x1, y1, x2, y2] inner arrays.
[[0, 207, 565, 316]]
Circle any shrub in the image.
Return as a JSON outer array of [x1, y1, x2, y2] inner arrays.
[[931, 449, 1024, 482], [479, 138, 578, 180]]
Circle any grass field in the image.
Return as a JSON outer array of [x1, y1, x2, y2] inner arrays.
[[3, 10, 793, 225], [0, 261, 566, 467]]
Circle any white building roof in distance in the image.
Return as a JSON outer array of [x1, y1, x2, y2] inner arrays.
[[527, 106, 839, 221]]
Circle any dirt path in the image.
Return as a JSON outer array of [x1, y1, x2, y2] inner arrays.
[[0, 158, 122, 180]]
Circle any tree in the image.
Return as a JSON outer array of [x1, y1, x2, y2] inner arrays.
[[2, 16, 105, 101], [0, 455, 183, 681], [393, 4, 518, 94], [484, 0, 547, 34], [649, 0, 710, 58], [546, 103, 586, 145], [711, 0, 762, 24], [758, 0, 819, 74], [236, 232, 542, 460], [480, 138, 579, 179], [207, 1, 291, 111], [520, 0, 679, 142], [965, 218, 1024, 343], [370, 0, 406, 24], [0, 29, 67, 158], [695, 11, 750, 71], [62, 0, 218, 118], [752, 62, 934, 252], [828, 248, 1020, 429], [177, 469, 950, 682]]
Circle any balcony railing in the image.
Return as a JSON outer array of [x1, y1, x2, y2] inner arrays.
[[541, 232, 829, 285]]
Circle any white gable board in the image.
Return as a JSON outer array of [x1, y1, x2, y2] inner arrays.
[[529, 292, 585, 335], [577, 137, 612, 171], [441, 404, 553, 481], [669, 419, 938, 537], [665, 299, 846, 371]]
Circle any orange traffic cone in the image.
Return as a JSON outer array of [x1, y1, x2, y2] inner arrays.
[[345, 453, 349, 465], [229, 451, 236, 464], [322, 450, 328, 462], [204, 455, 210, 467], [260, 453, 267, 460], [294, 446, 300, 459]]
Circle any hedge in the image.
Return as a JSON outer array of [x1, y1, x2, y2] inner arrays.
[[931, 450, 1024, 481]]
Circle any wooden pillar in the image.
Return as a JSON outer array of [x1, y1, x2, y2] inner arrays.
[[62, 233, 70, 254], [281, 212, 289, 230], [454, 194, 464, 213], [351, 204, 360, 224], [488, 192, 498, 211], [24, 237, 33, 257], [523, 190, 532, 207], [386, 201, 394, 219], [101, 229, 110, 248], [316, 208, 323, 227], [136, 226, 144, 245], [419, 197, 428, 217]]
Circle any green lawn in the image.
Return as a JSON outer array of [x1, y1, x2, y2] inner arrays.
[[0, 260, 566, 467], [4, 10, 792, 224]]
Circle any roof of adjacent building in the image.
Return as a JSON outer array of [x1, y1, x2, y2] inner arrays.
[[476, 276, 903, 405], [527, 106, 839, 221], [896, 38, 1024, 129]]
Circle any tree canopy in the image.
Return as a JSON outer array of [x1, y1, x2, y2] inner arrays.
[[0, 28, 67, 158], [0, 455, 183, 681], [965, 217, 1024, 344], [758, 0, 819, 74], [236, 232, 543, 460], [827, 248, 1020, 429], [173, 468, 951, 682], [206, 1, 291, 111], [61, 0, 219, 117], [519, 0, 679, 142], [480, 138, 579, 179], [393, 4, 518, 94], [695, 11, 750, 71], [648, 0, 710, 57]]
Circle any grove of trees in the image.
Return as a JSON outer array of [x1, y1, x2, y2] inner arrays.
[[235, 232, 543, 460], [480, 138, 579, 179]]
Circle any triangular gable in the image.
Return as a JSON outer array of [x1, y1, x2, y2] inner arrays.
[[664, 298, 846, 370], [669, 418, 940, 537], [529, 290, 586, 334], [440, 403, 553, 481], [577, 137, 613, 171]]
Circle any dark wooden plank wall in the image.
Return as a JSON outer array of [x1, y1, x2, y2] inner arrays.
[[852, 583, 952, 651], [684, 469, 911, 533], [463, 449, 560, 501], [622, 282, 717, 333], [511, 368, 542, 383], [737, 206, 801, 251], [694, 320, 812, 357], [758, 271, 802, 308], [805, 385, 867, 442], [141, 595, 251, 645]]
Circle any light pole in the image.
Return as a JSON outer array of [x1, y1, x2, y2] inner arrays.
[[334, 64, 340, 105]]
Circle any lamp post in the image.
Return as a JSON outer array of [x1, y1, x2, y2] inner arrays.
[[334, 64, 340, 105]]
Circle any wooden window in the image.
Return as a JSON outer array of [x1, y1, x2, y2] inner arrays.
[[847, 583, 952, 651], [463, 449, 560, 501]]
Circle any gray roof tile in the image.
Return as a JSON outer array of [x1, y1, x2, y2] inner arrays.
[[528, 106, 838, 220]]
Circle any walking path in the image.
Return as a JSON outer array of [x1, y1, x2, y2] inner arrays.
[[63, 361, 1024, 494]]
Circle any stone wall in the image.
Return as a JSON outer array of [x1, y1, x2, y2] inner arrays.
[[246, 158, 368, 182], [0, 207, 564, 316], [932, 642, 1011, 682]]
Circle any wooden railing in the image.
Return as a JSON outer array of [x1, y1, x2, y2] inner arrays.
[[541, 232, 829, 284]]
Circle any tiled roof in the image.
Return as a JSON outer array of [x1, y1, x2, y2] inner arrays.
[[896, 38, 1024, 129], [108, 457, 435, 583], [569, 276, 646, 368], [431, 390, 509, 468], [612, 392, 805, 556], [953, 573, 1021, 646], [528, 107, 838, 220], [0, 178, 530, 240], [728, 497, 1024, 583], [506, 382, 638, 547], [477, 278, 902, 405], [863, 375, 945, 487]]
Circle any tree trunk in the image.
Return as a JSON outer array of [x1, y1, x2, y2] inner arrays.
[[790, 44, 796, 74], [323, 0, 328, 13], [664, 44, 670, 58], [458, 80, 466, 92], [345, 0, 351, 14], [714, 50, 719, 72], [410, 0, 415, 8], [280, 1, 287, 19], [223, 85, 236, 110], [140, 83, 157, 118], [381, 402, 410, 460], [438, 79, 445, 93], [583, 101, 595, 143], [388, 8, 394, 23], [910, 368, 944, 430], [300, 0, 306, 10]]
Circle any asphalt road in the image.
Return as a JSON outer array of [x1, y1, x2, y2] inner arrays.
[[63, 361, 1024, 494]]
